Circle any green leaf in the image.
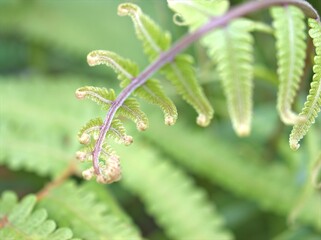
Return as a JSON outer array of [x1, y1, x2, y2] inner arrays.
[[0, 192, 79, 240], [38, 181, 143, 240], [119, 3, 213, 126], [290, 19, 321, 150], [271, 6, 307, 125], [87, 50, 178, 125], [167, 0, 229, 30], [117, 141, 233, 240], [201, 19, 255, 136]]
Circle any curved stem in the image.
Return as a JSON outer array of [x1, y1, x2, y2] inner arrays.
[[92, 0, 320, 175]]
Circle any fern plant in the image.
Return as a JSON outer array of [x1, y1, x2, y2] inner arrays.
[[2, 1, 321, 238], [76, 0, 321, 183]]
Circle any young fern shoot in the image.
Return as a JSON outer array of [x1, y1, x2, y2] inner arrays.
[[76, 0, 320, 183]]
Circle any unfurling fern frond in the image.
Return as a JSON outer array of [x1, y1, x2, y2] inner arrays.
[[87, 50, 178, 125], [119, 3, 214, 126], [271, 6, 307, 125], [76, 117, 131, 184], [0, 192, 78, 240], [290, 19, 321, 150], [75, 86, 148, 130]]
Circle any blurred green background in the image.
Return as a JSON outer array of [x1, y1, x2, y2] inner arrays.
[[0, 1, 321, 240]]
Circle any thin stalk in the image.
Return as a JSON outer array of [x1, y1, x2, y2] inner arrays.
[[92, 0, 320, 175]]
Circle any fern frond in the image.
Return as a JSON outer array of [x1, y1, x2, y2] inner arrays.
[[118, 141, 233, 240], [87, 50, 178, 125], [271, 6, 307, 125], [167, 0, 229, 30], [202, 19, 255, 136], [38, 181, 143, 240], [144, 111, 321, 230], [290, 19, 321, 150], [0, 192, 78, 240], [75, 86, 148, 130], [119, 3, 213, 126]]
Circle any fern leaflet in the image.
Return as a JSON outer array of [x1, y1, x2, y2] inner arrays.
[[202, 19, 255, 136], [290, 18, 321, 150], [87, 50, 138, 87], [271, 6, 307, 125], [119, 3, 214, 126], [0, 192, 79, 240]]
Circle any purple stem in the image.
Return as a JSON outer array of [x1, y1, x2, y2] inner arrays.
[[92, 0, 319, 175]]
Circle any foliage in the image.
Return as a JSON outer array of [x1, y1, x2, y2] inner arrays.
[[1, 0, 321, 240]]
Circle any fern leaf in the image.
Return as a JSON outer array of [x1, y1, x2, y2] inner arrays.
[[119, 3, 213, 126], [202, 19, 255, 136], [38, 181, 143, 240], [87, 50, 178, 125], [167, 0, 229, 30], [0, 192, 79, 240], [271, 6, 307, 125], [75, 86, 148, 130], [118, 141, 233, 240], [289, 19, 321, 150]]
